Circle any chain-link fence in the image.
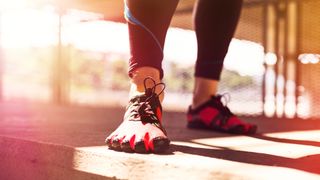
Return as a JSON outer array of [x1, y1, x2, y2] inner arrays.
[[298, 0, 320, 118]]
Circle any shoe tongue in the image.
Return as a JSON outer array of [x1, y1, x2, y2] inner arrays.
[[131, 89, 156, 103]]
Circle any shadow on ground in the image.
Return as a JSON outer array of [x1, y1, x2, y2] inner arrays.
[[1, 102, 320, 177]]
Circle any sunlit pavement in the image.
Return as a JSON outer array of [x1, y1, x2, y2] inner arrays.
[[1, 102, 320, 180]]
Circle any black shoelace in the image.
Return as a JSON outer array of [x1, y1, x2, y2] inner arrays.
[[214, 94, 234, 125], [129, 77, 165, 126]]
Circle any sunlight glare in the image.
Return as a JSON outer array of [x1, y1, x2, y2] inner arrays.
[[1, 7, 58, 48], [0, 0, 28, 11], [192, 130, 320, 159]]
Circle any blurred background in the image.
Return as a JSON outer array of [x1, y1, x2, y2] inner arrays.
[[0, 0, 319, 119]]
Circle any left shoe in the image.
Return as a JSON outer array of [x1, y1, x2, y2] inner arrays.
[[187, 95, 257, 134], [105, 77, 170, 153]]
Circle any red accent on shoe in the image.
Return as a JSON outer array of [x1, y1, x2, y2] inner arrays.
[[149, 138, 155, 151], [223, 116, 255, 133], [156, 107, 162, 122], [119, 136, 126, 144], [198, 107, 219, 126], [222, 116, 244, 130], [130, 135, 136, 150], [110, 135, 116, 145], [144, 133, 150, 151]]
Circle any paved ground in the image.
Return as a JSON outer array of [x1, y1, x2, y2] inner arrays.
[[1, 102, 320, 180]]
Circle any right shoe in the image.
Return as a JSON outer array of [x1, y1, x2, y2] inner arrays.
[[187, 94, 257, 134], [105, 77, 170, 153]]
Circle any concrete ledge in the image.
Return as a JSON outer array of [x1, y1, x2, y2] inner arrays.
[[1, 103, 320, 180], [0, 137, 113, 180], [2, 135, 320, 180]]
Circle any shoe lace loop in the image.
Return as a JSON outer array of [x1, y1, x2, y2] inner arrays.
[[130, 77, 165, 124], [215, 93, 233, 125], [220, 93, 231, 106]]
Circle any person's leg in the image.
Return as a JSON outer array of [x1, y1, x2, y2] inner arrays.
[[106, 0, 179, 153], [188, 0, 257, 134], [192, 0, 243, 108], [126, 0, 178, 101]]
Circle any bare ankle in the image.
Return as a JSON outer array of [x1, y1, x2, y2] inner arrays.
[[192, 95, 211, 109], [192, 77, 218, 109]]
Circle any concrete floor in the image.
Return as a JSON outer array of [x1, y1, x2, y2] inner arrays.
[[0, 102, 320, 180]]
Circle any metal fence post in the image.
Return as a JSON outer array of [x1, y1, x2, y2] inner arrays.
[[263, 1, 277, 117], [52, 5, 65, 105]]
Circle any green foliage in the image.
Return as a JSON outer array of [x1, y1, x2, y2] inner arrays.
[[164, 62, 255, 93], [70, 50, 107, 91], [164, 62, 194, 93], [110, 59, 129, 90], [219, 69, 254, 90]]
